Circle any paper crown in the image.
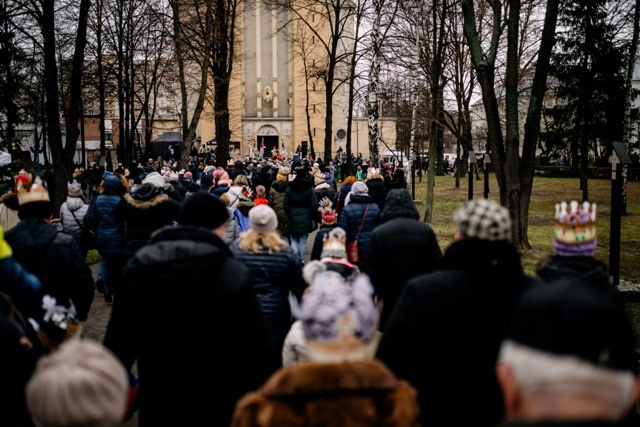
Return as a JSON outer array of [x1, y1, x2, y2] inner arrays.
[[319, 197, 332, 209], [321, 227, 347, 259], [553, 201, 597, 256], [17, 174, 50, 206]]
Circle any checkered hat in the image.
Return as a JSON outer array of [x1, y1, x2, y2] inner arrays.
[[453, 199, 512, 241]]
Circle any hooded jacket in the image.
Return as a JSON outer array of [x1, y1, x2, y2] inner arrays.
[[104, 227, 272, 427], [284, 175, 318, 235], [377, 238, 534, 427], [5, 218, 95, 321], [122, 183, 180, 256], [363, 189, 442, 331]]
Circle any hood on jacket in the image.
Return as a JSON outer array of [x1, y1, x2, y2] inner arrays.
[[271, 180, 288, 193], [381, 189, 419, 222], [5, 218, 58, 253], [288, 176, 313, 192], [124, 184, 170, 208], [102, 174, 124, 196], [65, 196, 86, 211]]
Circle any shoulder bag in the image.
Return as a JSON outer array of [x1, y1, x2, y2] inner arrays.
[[346, 203, 370, 264]]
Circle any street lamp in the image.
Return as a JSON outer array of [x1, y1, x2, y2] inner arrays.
[[483, 153, 492, 199], [467, 150, 477, 200]]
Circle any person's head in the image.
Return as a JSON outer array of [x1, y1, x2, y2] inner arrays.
[[255, 185, 266, 197], [300, 272, 379, 363], [342, 176, 357, 186], [179, 191, 229, 240], [453, 199, 512, 242], [239, 205, 286, 254], [276, 167, 290, 182], [67, 180, 82, 198], [349, 181, 368, 197], [16, 175, 53, 220], [141, 171, 166, 189], [232, 174, 250, 187], [26, 339, 128, 427], [553, 200, 597, 257], [381, 189, 419, 222], [497, 280, 640, 422]]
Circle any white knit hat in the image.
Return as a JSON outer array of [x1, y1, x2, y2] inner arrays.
[[26, 339, 128, 427]]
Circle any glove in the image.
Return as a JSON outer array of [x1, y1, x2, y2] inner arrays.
[[0, 226, 13, 260]]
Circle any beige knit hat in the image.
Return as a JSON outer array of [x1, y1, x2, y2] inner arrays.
[[26, 339, 128, 427]]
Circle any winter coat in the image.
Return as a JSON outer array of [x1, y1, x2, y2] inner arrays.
[[225, 206, 239, 244], [232, 359, 420, 427], [234, 199, 254, 233], [363, 189, 442, 331], [337, 194, 380, 264], [60, 195, 89, 244], [5, 218, 95, 321], [314, 182, 335, 206], [230, 240, 305, 368], [283, 177, 318, 236], [103, 227, 273, 427], [226, 185, 245, 209], [365, 178, 388, 211], [86, 175, 126, 257], [536, 255, 609, 287], [122, 183, 180, 256], [376, 238, 535, 427], [333, 183, 352, 218], [268, 180, 289, 237]]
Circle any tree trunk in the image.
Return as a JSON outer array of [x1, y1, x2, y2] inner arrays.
[[41, 0, 64, 211], [622, 0, 640, 215]]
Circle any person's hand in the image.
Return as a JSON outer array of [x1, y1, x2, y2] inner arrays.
[[0, 226, 13, 260]]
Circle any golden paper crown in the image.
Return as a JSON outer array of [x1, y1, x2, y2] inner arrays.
[[17, 175, 50, 206], [321, 228, 347, 259], [553, 201, 596, 245]]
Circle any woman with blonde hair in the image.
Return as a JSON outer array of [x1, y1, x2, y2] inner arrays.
[[230, 205, 306, 370], [227, 174, 251, 209]]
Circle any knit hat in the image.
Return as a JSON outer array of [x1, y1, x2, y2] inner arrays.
[[300, 272, 379, 362], [453, 199, 512, 241], [67, 180, 82, 197], [17, 175, 50, 206], [249, 204, 278, 233], [255, 185, 266, 197], [504, 279, 637, 373], [553, 200, 597, 256], [350, 181, 369, 196], [26, 339, 128, 427], [276, 167, 290, 182], [180, 191, 229, 229], [321, 227, 347, 259], [142, 171, 166, 188], [314, 172, 326, 185]]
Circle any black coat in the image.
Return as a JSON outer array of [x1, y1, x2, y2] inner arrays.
[[365, 178, 388, 211], [230, 241, 305, 368], [363, 189, 442, 331], [5, 218, 95, 321], [376, 239, 534, 427], [103, 227, 273, 427]]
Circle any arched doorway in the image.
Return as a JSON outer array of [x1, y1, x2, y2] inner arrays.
[[257, 125, 279, 158]]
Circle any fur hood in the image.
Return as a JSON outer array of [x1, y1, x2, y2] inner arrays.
[[232, 360, 419, 427], [124, 186, 170, 209]]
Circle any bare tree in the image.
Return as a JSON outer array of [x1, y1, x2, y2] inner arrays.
[[461, 0, 560, 248]]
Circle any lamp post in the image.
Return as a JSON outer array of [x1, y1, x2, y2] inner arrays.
[[609, 142, 632, 286], [483, 153, 492, 199], [467, 150, 476, 201]]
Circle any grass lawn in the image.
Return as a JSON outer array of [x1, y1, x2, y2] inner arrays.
[[408, 173, 640, 284]]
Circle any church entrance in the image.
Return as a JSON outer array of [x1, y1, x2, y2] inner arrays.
[[258, 135, 279, 158]]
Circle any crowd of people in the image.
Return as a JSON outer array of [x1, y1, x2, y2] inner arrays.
[[0, 154, 638, 427]]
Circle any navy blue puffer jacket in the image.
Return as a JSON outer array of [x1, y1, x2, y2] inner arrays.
[[337, 194, 380, 264]]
